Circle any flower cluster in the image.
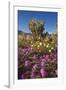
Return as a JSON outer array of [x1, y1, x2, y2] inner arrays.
[[18, 46, 57, 79]]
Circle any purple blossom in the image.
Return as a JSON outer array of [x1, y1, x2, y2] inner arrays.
[[41, 61, 45, 67], [42, 55, 45, 58], [41, 58, 46, 62], [40, 68, 46, 77], [45, 55, 49, 60], [24, 60, 31, 67], [31, 68, 35, 77], [33, 64, 38, 70], [18, 46, 57, 79], [32, 55, 37, 59]]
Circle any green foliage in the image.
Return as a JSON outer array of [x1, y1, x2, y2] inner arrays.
[[18, 35, 31, 47]]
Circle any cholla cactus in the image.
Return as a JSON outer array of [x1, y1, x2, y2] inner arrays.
[[29, 19, 45, 38]]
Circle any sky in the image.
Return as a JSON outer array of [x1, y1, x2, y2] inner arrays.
[[18, 10, 57, 33]]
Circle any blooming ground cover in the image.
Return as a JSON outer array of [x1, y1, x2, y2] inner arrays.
[[18, 19, 57, 79]]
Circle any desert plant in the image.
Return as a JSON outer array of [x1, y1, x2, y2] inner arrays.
[[29, 19, 45, 39]]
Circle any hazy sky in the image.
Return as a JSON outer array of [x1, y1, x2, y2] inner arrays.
[[18, 10, 57, 33]]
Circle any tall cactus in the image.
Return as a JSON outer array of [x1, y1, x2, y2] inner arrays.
[[29, 19, 45, 39]]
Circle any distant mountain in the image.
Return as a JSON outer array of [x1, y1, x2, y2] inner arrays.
[[18, 30, 24, 34], [18, 30, 32, 35]]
